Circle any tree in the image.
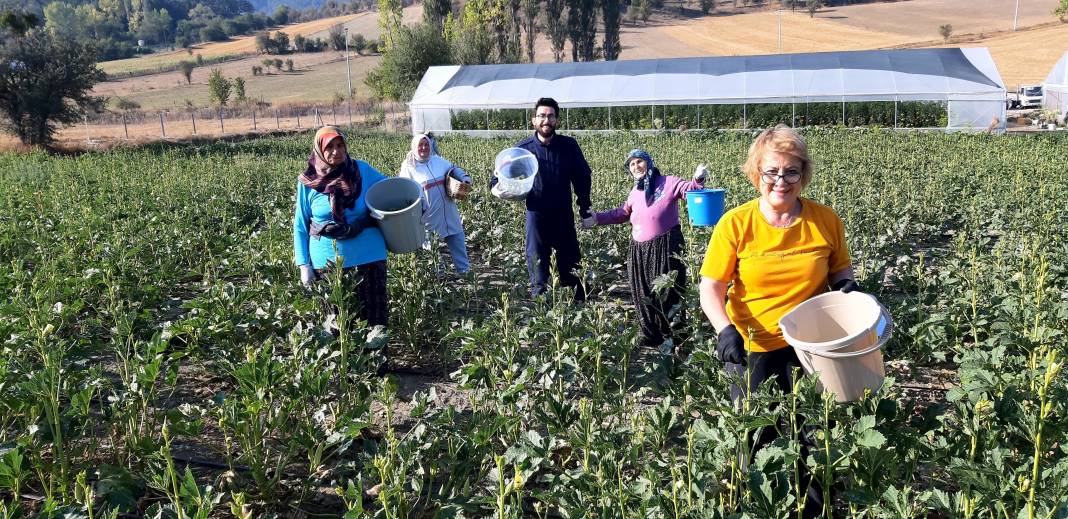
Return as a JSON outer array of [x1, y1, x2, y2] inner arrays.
[[544, 0, 567, 62], [366, 22, 451, 100], [0, 25, 105, 146], [700, 0, 716, 14], [272, 4, 290, 24], [0, 11, 40, 36], [638, 0, 652, 24], [450, 0, 494, 65], [207, 68, 231, 105], [938, 23, 952, 42], [423, 0, 452, 30], [328, 23, 345, 51], [232, 76, 246, 102], [272, 58, 283, 71], [567, 0, 597, 61], [377, 0, 402, 49], [520, 0, 538, 63], [262, 57, 274, 72], [806, 0, 820, 17], [188, 3, 218, 21], [1055, 0, 1068, 22], [255, 31, 272, 52], [273, 31, 290, 53], [285, 58, 293, 71], [350, 32, 367, 54], [601, 0, 622, 60], [179, 60, 195, 84]]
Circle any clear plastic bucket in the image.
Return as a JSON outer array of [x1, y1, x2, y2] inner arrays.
[[494, 147, 538, 199], [365, 177, 424, 254], [779, 291, 892, 402]]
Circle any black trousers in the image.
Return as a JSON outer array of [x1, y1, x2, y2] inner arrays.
[[726, 347, 829, 518], [627, 226, 686, 346], [525, 211, 583, 298]]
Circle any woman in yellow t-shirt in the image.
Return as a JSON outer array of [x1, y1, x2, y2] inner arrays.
[[698, 125, 857, 516]]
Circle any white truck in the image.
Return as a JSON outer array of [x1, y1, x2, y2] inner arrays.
[[1007, 84, 1043, 109]]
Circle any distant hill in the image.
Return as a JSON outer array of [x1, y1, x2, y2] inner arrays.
[[249, 0, 330, 12]]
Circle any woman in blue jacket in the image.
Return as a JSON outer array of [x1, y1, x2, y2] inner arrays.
[[293, 126, 389, 327]]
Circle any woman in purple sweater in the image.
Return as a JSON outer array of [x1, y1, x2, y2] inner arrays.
[[583, 149, 708, 354]]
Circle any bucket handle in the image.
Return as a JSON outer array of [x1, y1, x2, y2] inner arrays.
[[806, 301, 893, 359]]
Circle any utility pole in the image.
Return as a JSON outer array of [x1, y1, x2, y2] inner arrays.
[[344, 27, 353, 99], [777, 9, 783, 53]]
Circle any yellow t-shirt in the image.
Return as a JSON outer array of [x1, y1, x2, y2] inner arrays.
[[700, 198, 851, 352]]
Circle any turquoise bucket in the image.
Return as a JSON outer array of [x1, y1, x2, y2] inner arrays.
[[686, 189, 725, 227]]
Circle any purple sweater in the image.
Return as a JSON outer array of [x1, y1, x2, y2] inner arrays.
[[595, 175, 704, 242]]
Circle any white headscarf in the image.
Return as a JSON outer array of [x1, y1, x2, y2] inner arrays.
[[404, 134, 432, 171]]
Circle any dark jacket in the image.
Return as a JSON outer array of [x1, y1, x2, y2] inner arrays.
[[491, 133, 593, 218]]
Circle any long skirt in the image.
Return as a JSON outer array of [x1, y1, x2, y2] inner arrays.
[[316, 260, 388, 327], [627, 225, 686, 346]]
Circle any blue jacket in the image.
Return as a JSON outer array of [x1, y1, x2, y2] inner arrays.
[[293, 160, 388, 269], [493, 134, 592, 218]]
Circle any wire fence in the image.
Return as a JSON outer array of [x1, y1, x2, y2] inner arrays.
[[66, 100, 412, 147]]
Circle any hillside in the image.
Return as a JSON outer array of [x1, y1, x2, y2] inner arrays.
[[94, 0, 1068, 110]]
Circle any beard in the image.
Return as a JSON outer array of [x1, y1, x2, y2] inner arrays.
[[536, 122, 557, 140]]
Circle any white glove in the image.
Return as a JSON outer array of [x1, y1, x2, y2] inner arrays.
[[581, 216, 597, 229], [299, 264, 315, 288], [490, 181, 503, 198], [693, 163, 709, 183]]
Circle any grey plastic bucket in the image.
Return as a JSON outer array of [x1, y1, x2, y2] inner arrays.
[[779, 291, 892, 402], [365, 177, 424, 254]]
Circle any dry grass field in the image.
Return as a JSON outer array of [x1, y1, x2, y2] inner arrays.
[[654, 0, 1065, 88], [95, 52, 382, 110], [96, 12, 372, 76]]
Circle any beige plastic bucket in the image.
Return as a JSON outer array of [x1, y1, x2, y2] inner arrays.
[[365, 177, 424, 254], [779, 291, 892, 402]]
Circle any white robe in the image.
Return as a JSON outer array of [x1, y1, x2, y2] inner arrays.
[[399, 155, 470, 238]]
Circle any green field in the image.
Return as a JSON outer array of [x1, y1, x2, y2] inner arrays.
[[1, 130, 1066, 517]]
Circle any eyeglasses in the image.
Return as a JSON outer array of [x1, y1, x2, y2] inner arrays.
[[534, 113, 558, 121], [761, 169, 802, 185]]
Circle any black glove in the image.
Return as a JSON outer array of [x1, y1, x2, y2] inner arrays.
[[579, 208, 592, 220], [831, 278, 860, 293], [716, 324, 747, 365], [310, 216, 375, 240]]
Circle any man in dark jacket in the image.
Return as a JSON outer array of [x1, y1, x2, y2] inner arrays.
[[491, 97, 594, 299]]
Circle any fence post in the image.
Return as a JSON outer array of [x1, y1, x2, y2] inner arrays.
[[314, 107, 321, 126], [347, 102, 352, 127], [84, 114, 89, 144], [332, 106, 337, 125], [218, 108, 224, 133], [122, 113, 129, 139], [191, 112, 197, 136], [275, 110, 280, 129], [252, 111, 257, 131], [159, 112, 166, 138], [297, 112, 301, 129]]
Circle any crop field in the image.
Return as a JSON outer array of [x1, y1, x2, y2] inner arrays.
[[1, 130, 1067, 517]]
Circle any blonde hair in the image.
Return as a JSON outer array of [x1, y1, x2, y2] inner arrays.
[[741, 124, 812, 189]]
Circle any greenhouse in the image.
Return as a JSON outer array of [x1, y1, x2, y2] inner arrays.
[[409, 47, 1007, 134], [1042, 50, 1068, 119]]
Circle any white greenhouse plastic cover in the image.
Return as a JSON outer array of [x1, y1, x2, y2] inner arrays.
[[1042, 51, 1068, 116], [410, 47, 1007, 133]]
